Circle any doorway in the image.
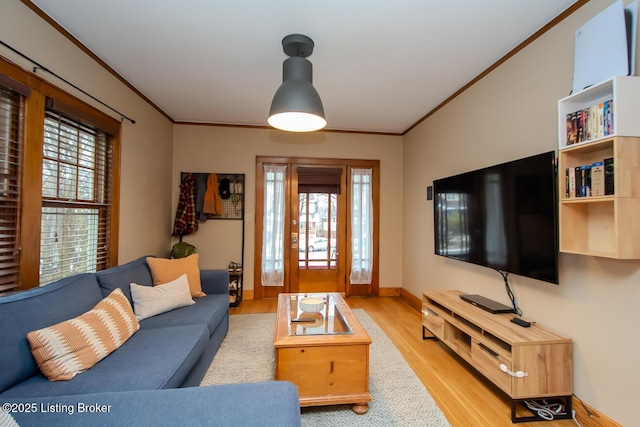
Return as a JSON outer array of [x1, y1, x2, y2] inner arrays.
[[295, 166, 346, 293], [254, 157, 380, 299]]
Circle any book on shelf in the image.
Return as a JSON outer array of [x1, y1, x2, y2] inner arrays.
[[566, 112, 577, 145], [574, 165, 591, 197], [581, 165, 591, 197], [566, 157, 615, 199], [567, 168, 576, 198], [577, 111, 584, 143], [605, 100, 613, 136], [597, 102, 604, 139], [604, 157, 614, 195], [586, 105, 594, 141], [565, 99, 614, 145], [591, 161, 605, 196]]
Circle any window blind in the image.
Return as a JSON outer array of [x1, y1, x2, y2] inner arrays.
[[0, 86, 22, 292], [40, 110, 112, 285], [297, 167, 342, 194]]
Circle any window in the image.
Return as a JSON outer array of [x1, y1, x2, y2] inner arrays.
[[0, 58, 120, 291], [0, 85, 23, 292], [40, 110, 112, 285]]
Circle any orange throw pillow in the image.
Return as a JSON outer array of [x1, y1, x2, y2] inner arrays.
[[146, 253, 205, 298], [27, 288, 140, 381]]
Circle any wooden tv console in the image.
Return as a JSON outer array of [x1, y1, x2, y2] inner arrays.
[[422, 290, 573, 423]]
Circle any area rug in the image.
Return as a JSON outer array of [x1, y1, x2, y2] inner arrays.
[[201, 309, 451, 427]]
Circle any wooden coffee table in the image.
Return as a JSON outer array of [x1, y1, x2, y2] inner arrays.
[[273, 293, 372, 414]]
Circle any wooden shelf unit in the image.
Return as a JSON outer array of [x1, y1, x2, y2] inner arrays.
[[422, 290, 572, 423], [557, 75, 640, 258], [558, 136, 640, 258], [558, 76, 640, 149]]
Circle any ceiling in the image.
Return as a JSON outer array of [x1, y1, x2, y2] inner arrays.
[[30, 0, 579, 134]]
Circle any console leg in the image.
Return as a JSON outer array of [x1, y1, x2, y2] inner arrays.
[[352, 402, 368, 414], [422, 326, 436, 340], [511, 396, 573, 423]]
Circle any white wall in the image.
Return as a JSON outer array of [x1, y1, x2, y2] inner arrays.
[[403, 1, 639, 424], [172, 125, 403, 292], [0, 0, 175, 263]]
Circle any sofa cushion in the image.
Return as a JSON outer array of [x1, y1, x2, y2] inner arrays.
[[130, 274, 195, 320], [1, 324, 209, 398], [138, 294, 228, 337], [147, 254, 206, 298], [96, 256, 154, 303], [0, 274, 103, 393], [27, 288, 140, 381]]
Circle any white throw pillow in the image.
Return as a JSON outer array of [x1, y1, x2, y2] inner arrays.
[[130, 274, 195, 320]]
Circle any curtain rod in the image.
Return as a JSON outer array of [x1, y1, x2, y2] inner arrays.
[[0, 39, 135, 124]]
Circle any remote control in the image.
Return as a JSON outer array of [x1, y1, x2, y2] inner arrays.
[[510, 317, 532, 327]]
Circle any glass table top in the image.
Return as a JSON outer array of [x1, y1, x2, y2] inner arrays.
[[286, 294, 353, 336]]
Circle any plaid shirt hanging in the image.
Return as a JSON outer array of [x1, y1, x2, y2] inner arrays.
[[172, 173, 198, 237]]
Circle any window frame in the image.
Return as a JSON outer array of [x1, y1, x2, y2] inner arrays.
[[0, 57, 121, 291]]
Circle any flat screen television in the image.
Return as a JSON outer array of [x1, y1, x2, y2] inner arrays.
[[433, 151, 559, 284]]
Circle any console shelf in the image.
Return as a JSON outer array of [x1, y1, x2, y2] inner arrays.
[[422, 290, 573, 423]]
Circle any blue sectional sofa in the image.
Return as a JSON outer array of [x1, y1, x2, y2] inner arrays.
[[0, 256, 301, 426]]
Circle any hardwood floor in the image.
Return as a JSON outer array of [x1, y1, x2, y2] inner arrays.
[[231, 296, 618, 427]]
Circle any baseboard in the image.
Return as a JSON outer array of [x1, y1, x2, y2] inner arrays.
[[399, 288, 422, 311], [242, 289, 254, 300], [378, 287, 421, 311], [572, 396, 622, 427], [378, 287, 401, 297]]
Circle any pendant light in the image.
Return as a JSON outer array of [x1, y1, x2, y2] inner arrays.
[[268, 34, 326, 132]]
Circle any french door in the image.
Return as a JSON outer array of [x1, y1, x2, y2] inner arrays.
[[254, 156, 380, 299], [294, 165, 346, 294]]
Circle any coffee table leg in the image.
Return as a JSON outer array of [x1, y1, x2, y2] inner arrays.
[[352, 402, 369, 414]]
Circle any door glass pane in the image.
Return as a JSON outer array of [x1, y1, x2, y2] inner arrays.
[[299, 192, 336, 269]]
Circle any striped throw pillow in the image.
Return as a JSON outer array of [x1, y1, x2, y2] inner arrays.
[[27, 288, 140, 381]]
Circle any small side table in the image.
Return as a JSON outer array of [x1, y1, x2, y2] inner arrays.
[[228, 270, 243, 307]]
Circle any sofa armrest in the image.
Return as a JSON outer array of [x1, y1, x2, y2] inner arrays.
[[200, 269, 230, 295]]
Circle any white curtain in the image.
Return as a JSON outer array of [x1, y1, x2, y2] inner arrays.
[[262, 165, 286, 286], [350, 168, 373, 284]]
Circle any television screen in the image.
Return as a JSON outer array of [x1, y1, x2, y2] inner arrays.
[[433, 151, 559, 284]]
